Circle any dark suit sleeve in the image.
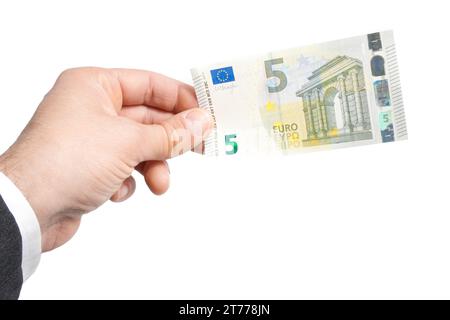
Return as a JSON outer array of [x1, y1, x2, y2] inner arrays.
[[0, 194, 23, 300]]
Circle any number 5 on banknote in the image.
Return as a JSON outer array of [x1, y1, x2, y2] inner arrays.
[[225, 134, 238, 155], [265, 58, 287, 93], [192, 30, 407, 157]]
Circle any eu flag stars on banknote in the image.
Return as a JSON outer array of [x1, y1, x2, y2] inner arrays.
[[191, 31, 407, 156], [210, 66, 235, 85]]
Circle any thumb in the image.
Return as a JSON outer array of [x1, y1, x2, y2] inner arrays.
[[136, 108, 212, 161]]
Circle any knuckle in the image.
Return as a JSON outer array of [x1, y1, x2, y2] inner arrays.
[[160, 121, 177, 158], [163, 116, 193, 157], [136, 123, 171, 160], [58, 67, 105, 82], [137, 115, 194, 160], [59, 67, 83, 79]]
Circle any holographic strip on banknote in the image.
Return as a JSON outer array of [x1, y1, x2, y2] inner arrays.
[[191, 31, 407, 157]]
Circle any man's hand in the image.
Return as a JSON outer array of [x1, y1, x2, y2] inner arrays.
[[0, 68, 212, 252]]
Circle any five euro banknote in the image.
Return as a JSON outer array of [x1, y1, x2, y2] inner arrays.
[[191, 31, 407, 156]]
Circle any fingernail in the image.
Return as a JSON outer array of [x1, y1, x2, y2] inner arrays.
[[184, 109, 212, 133], [164, 161, 170, 174], [118, 184, 129, 200]]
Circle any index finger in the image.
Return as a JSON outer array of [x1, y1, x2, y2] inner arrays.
[[111, 68, 198, 113]]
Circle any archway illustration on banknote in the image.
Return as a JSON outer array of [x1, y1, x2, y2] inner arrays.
[[296, 56, 372, 146]]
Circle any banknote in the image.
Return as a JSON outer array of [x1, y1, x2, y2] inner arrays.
[[191, 31, 407, 156]]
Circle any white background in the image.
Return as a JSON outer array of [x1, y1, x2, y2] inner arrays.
[[0, 0, 449, 299]]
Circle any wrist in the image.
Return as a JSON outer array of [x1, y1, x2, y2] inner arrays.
[[0, 168, 42, 279], [0, 146, 83, 252], [0, 149, 47, 231]]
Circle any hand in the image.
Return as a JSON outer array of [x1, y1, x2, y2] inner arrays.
[[0, 67, 212, 252]]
